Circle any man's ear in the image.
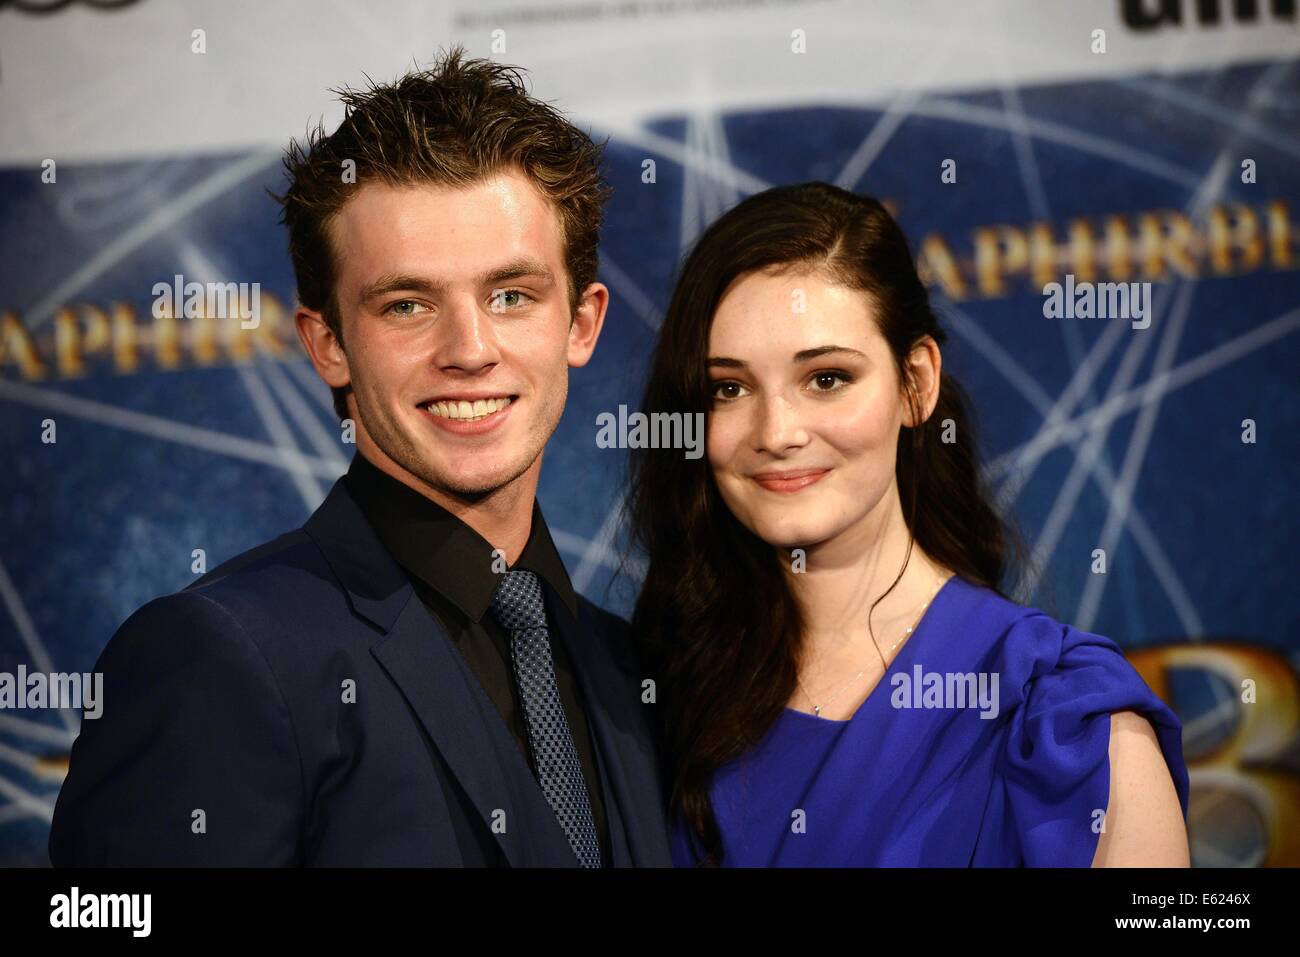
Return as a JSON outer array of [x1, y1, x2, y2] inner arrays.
[[567, 282, 609, 368], [294, 306, 350, 390], [900, 334, 942, 428]]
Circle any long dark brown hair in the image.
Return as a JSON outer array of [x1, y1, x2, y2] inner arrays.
[[626, 183, 1029, 866]]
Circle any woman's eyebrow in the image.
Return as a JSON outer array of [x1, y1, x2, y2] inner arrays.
[[792, 345, 867, 362], [707, 345, 867, 368]]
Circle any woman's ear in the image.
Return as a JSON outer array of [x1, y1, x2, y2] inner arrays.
[[901, 335, 942, 428]]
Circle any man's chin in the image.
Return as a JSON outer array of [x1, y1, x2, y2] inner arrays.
[[411, 457, 536, 501], [361, 412, 543, 501], [416, 473, 503, 501]]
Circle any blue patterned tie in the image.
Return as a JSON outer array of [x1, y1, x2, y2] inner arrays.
[[489, 569, 602, 868]]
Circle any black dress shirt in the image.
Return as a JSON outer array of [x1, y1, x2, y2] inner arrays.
[[343, 451, 610, 866]]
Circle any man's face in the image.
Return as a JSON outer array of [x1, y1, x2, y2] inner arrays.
[[303, 169, 606, 500]]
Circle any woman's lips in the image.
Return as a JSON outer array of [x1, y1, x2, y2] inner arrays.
[[751, 468, 830, 493]]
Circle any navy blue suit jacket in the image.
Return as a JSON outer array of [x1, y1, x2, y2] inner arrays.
[[49, 476, 673, 866]]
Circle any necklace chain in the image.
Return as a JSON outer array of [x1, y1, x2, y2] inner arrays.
[[795, 572, 951, 718]]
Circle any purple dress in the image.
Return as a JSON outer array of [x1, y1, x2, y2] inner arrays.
[[670, 574, 1190, 866]]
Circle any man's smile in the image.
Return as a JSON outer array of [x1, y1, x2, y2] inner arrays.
[[416, 393, 518, 434], [422, 394, 516, 421]]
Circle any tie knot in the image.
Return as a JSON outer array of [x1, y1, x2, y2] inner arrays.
[[489, 569, 548, 632]]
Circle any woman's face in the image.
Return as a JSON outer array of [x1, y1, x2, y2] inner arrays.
[[705, 267, 916, 554]]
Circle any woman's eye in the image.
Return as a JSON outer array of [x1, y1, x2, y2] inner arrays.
[[490, 288, 534, 311], [809, 371, 852, 393], [710, 380, 748, 401]]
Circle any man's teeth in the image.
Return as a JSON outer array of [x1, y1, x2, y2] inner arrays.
[[425, 396, 513, 421]]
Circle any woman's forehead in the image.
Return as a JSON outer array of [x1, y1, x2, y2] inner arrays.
[[709, 272, 881, 352]]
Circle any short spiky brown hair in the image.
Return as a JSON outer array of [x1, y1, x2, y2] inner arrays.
[[273, 46, 613, 420]]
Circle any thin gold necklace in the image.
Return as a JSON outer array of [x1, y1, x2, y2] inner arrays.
[[795, 573, 950, 718]]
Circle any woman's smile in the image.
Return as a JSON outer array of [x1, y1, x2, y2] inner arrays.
[[750, 467, 830, 493]]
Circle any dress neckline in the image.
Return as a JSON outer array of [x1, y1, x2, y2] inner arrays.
[[783, 572, 960, 727]]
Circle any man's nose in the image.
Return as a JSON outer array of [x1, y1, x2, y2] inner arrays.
[[432, 298, 499, 372]]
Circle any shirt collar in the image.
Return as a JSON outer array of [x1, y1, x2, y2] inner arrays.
[[343, 451, 579, 622]]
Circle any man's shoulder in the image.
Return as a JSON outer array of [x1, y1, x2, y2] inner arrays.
[[95, 524, 360, 695], [185, 527, 321, 590], [119, 526, 345, 646], [181, 527, 335, 608]]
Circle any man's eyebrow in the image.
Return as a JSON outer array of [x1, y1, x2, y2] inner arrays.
[[479, 257, 556, 289], [359, 274, 442, 303], [358, 258, 556, 304], [706, 345, 867, 368]]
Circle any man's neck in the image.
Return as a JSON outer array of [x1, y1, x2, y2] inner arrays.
[[356, 440, 540, 566]]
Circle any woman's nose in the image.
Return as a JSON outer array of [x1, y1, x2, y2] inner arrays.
[[752, 393, 810, 454]]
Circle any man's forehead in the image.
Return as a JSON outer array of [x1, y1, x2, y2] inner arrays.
[[333, 171, 553, 226], [328, 174, 566, 284]]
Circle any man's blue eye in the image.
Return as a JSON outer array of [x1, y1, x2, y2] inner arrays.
[[493, 289, 532, 310]]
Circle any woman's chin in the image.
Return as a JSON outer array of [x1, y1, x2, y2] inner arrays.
[[749, 518, 832, 552]]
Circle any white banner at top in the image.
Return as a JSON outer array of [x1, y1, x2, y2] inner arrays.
[[0, 0, 1297, 165]]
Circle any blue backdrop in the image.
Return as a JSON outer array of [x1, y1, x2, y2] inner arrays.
[[2, 53, 1297, 866]]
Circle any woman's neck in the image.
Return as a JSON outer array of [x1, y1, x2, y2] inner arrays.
[[785, 483, 949, 650]]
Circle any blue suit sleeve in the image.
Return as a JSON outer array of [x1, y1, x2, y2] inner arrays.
[[49, 590, 304, 866]]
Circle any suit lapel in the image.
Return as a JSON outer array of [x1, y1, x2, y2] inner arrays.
[[370, 596, 577, 866], [548, 593, 670, 867], [304, 478, 576, 867]]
